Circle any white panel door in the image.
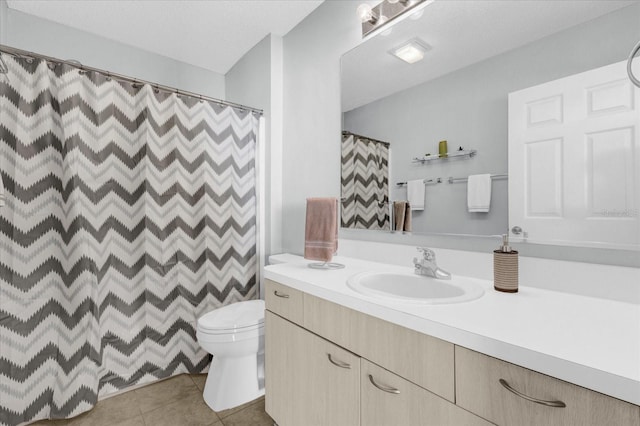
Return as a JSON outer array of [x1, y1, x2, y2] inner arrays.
[[509, 61, 640, 249]]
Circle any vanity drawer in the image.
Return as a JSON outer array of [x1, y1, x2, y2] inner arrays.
[[362, 359, 491, 426], [304, 293, 455, 402], [455, 346, 640, 426], [265, 280, 303, 325]]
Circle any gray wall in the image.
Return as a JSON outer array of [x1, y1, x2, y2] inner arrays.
[[282, 1, 363, 253], [0, 1, 7, 44], [226, 35, 271, 112], [226, 34, 285, 259], [343, 4, 640, 236], [226, 34, 272, 263], [1, 3, 225, 98]]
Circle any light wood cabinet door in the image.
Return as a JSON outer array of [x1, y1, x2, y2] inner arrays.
[[304, 293, 455, 402], [265, 311, 300, 425], [265, 311, 360, 426], [361, 360, 491, 426], [455, 346, 640, 426]]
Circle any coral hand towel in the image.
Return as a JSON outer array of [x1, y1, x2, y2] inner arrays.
[[304, 197, 338, 262], [393, 201, 411, 232], [467, 174, 492, 212], [393, 201, 406, 231]]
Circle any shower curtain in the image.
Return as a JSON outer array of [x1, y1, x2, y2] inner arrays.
[[341, 133, 389, 230], [0, 55, 258, 425]]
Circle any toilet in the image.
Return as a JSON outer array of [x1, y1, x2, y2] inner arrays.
[[196, 299, 265, 411]]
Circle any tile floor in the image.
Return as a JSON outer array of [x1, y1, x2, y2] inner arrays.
[[31, 374, 273, 426]]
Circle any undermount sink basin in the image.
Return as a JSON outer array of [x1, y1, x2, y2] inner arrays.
[[347, 271, 484, 305]]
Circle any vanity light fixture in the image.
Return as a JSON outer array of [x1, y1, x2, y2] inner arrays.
[[390, 38, 431, 64], [357, 0, 431, 40], [356, 3, 379, 25]]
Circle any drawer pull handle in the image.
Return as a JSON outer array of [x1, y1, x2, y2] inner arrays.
[[368, 374, 400, 394], [327, 353, 351, 369], [273, 290, 290, 298], [499, 379, 566, 408]]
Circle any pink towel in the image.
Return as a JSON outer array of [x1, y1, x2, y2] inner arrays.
[[304, 197, 338, 262], [393, 201, 411, 232]]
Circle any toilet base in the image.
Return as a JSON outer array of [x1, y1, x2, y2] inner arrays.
[[202, 353, 265, 412]]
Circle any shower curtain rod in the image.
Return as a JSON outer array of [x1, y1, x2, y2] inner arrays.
[[342, 131, 390, 147], [0, 44, 264, 115]]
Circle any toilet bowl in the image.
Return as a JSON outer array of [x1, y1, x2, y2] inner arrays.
[[196, 299, 265, 411]]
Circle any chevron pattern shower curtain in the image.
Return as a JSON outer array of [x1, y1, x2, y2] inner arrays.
[[0, 56, 258, 425], [341, 133, 389, 230]]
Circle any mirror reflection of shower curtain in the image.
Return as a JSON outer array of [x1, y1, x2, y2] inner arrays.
[[341, 133, 389, 230]]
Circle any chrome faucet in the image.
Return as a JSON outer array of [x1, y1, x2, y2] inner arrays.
[[413, 247, 451, 280]]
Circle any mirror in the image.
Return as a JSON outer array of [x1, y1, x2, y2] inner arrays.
[[341, 0, 640, 247]]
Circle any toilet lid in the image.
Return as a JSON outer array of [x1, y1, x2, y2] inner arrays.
[[198, 299, 265, 332]]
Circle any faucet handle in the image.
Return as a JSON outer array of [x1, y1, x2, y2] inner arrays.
[[416, 247, 435, 260]]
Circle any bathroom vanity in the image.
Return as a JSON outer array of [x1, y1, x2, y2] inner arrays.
[[263, 256, 640, 426]]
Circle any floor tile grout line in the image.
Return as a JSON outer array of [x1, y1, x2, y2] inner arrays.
[[138, 406, 147, 426]]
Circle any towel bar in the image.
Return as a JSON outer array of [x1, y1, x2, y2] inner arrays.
[[448, 174, 508, 184], [396, 178, 442, 186]]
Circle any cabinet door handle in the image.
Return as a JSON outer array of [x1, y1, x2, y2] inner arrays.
[[273, 290, 290, 298], [368, 374, 400, 394], [499, 379, 566, 408], [327, 353, 351, 369]]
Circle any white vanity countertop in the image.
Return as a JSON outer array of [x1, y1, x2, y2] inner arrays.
[[264, 255, 640, 405]]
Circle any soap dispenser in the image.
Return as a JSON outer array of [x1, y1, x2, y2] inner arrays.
[[493, 234, 518, 293]]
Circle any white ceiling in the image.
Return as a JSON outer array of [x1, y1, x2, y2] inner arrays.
[[342, 0, 637, 111], [6, 0, 324, 75]]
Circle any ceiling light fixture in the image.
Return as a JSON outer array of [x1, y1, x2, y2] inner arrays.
[[357, 0, 431, 39], [390, 38, 431, 64]]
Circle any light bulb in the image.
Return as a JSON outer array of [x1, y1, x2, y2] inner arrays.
[[356, 4, 374, 23]]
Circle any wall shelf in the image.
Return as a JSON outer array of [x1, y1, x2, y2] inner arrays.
[[412, 149, 477, 164]]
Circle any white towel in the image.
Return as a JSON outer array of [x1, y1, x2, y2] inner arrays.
[[467, 174, 492, 212], [407, 179, 424, 211]]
